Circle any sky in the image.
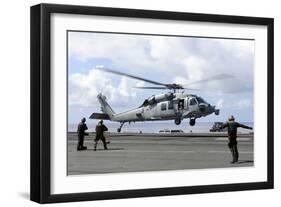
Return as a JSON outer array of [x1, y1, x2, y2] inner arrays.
[[67, 31, 254, 126]]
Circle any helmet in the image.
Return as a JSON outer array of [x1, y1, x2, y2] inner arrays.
[[81, 117, 86, 123], [99, 120, 103, 124], [228, 115, 235, 121]]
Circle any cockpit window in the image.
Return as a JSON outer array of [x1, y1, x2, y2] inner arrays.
[[139, 99, 148, 107], [190, 98, 197, 106], [196, 97, 206, 104]]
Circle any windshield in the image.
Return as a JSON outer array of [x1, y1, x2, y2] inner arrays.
[[196, 97, 206, 104], [139, 99, 148, 107]]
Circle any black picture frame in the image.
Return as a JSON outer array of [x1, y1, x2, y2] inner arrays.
[[30, 3, 274, 204]]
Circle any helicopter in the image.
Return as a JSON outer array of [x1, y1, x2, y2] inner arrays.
[[89, 68, 230, 132]]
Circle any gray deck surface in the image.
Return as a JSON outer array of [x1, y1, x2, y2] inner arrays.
[[67, 133, 254, 175]]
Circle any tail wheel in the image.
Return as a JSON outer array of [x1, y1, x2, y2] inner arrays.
[[189, 118, 196, 126], [175, 118, 181, 125]]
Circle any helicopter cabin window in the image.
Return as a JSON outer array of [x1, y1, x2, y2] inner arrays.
[[168, 101, 173, 110], [190, 98, 197, 106], [161, 103, 167, 111]]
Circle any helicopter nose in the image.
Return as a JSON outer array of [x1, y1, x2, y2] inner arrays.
[[208, 105, 216, 113], [199, 103, 208, 112], [211, 105, 220, 115]]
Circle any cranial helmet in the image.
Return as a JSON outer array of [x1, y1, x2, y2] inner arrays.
[[228, 115, 235, 121]]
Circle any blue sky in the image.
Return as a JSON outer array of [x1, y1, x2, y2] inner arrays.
[[68, 31, 254, 125]]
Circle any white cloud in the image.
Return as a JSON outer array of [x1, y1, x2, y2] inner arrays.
[[69, 69, 142, 108], [236, 99, 252, 109], [215, 98, 252, 110], [69, 32, 155, 73], [216, 98, 224, 108], [69, 32, 254, 95], [181, 55, 207, 81], [215, 39, 254, 60]]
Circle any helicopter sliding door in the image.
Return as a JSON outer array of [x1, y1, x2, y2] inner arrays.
[[177, 98, 189, 111], [156, 101, 175, 119], [177, 99, 185, 111]]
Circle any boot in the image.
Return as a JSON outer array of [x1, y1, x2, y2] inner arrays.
[[102, 139, 108, 150], [233, 145, 239, 163]]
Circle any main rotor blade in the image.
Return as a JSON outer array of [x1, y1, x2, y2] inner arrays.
[[183, 73, 234, 87], [135, 86, 206, 91], [96, 67, 167, 86], [182, 87, 203, 91], [133, 86, 169, 89]]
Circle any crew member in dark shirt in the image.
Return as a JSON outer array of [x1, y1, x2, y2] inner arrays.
[[220, 115, 253, 164], [77, 117, 89, 151], [94, 120, 109, 151]]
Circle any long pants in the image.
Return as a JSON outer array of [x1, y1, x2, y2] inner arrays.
[[77, 135, 85, 149], [94, 136, 108, 150], [228, 138, 239, 162]]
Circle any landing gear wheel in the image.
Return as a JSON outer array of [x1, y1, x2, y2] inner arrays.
[[117, 122, 125, 133], [175, 118, 181, 125], [189, 118, 196, 126]]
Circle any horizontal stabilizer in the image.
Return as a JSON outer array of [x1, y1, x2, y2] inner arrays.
[[89, 113, 110, 120]]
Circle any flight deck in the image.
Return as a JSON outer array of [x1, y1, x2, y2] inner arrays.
[[67, 132, 254, 175]]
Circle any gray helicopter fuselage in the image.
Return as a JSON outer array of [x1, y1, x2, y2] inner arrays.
[[90, 68, 224, 131], [110, 92, 217, 122]]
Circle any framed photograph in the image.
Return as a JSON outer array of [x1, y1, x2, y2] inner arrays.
[[30, 3, 274, 203]]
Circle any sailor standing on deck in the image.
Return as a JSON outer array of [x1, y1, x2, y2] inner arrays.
[[220, 115, 253, 164], [77, 117, 89, 151], [94, 120, 109, 151]]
